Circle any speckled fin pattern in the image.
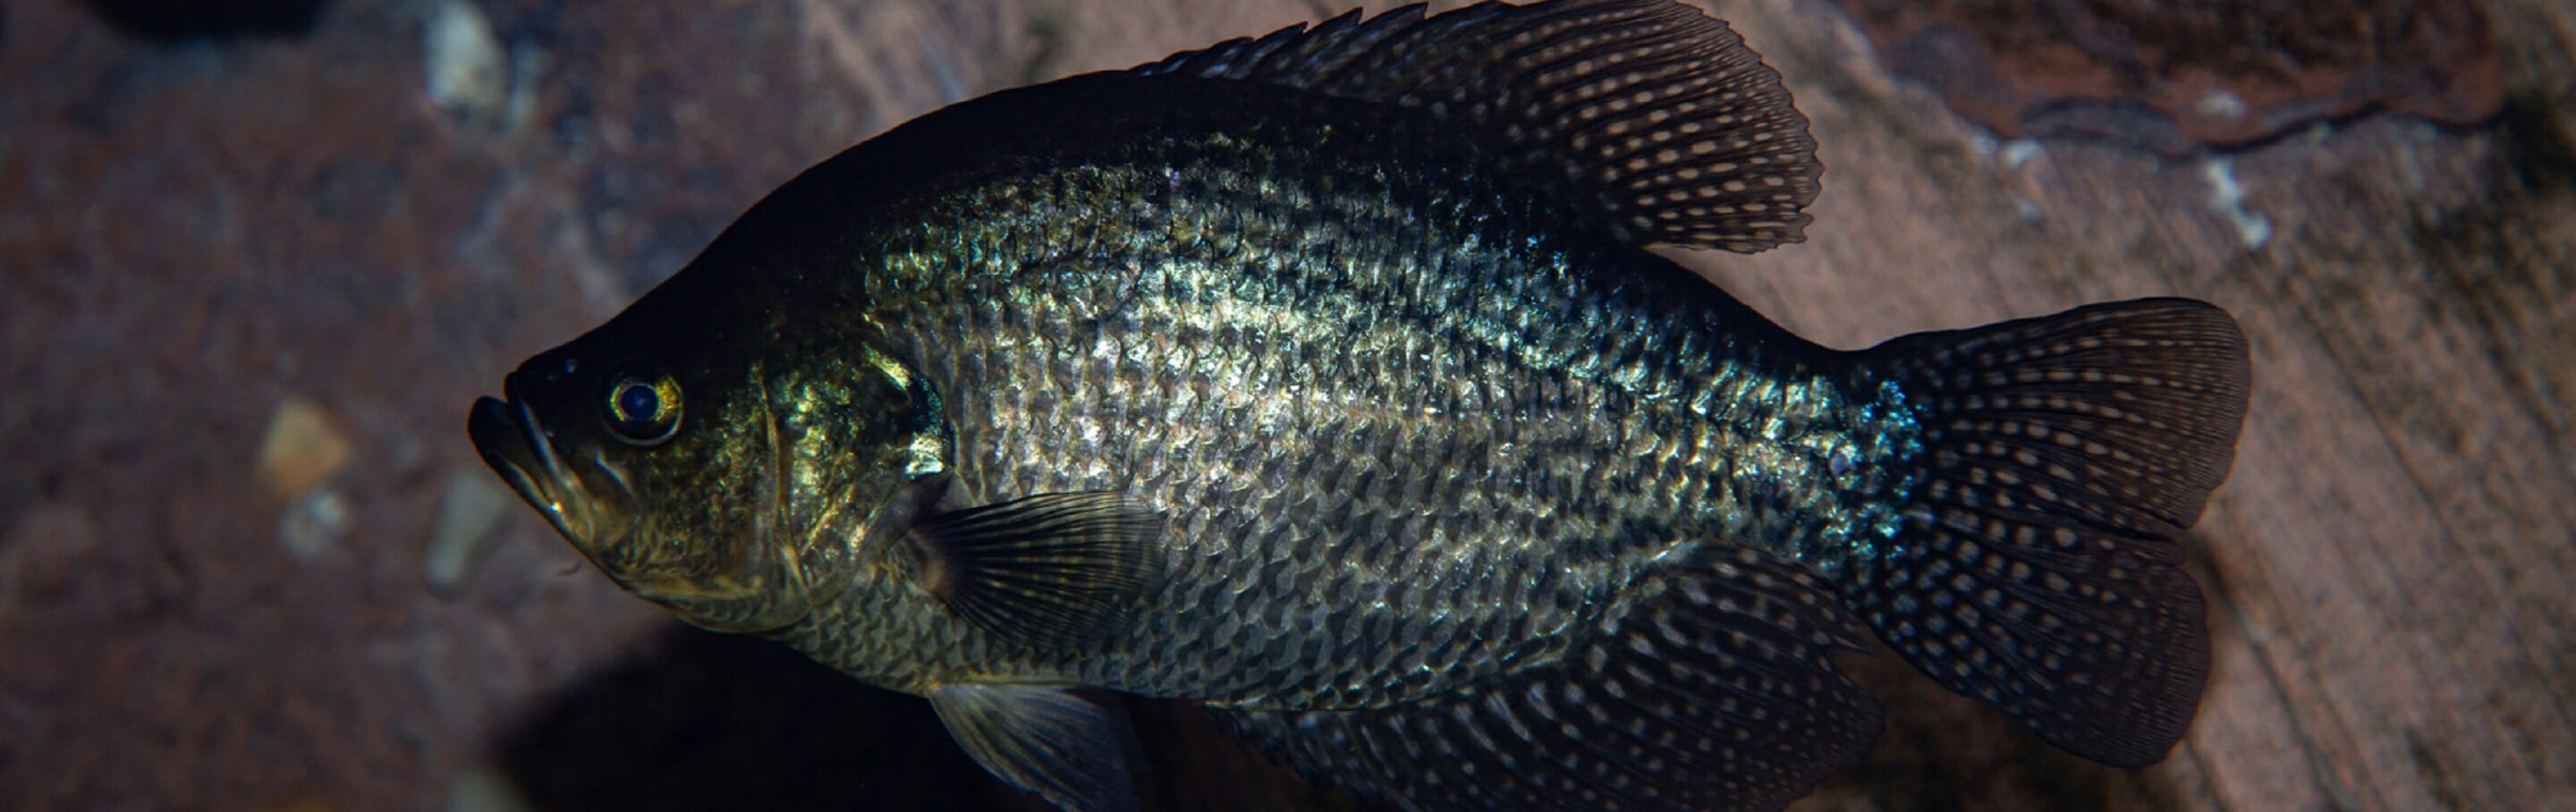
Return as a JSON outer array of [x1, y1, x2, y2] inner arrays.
[[1843, 298, 2251, 767], [1133, 0, 1820, 253], [1216, 545, 1882, 812], [928, 683, 1143, 812]]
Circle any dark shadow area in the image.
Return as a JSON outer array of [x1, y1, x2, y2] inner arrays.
[[493, 622, 1042, 812], [1823, 652, 2176, 811], [78, 0, 329, 42], [492, 622, 1365, 811]]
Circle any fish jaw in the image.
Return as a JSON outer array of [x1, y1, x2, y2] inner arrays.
[[471, 386, 597, 549], [469, 374, 647, 582]]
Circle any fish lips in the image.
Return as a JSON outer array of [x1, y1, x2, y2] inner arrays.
[[469, 376, 605, 550]]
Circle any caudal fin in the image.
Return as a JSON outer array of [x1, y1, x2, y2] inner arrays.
[[1840, 298, 2250, 768]]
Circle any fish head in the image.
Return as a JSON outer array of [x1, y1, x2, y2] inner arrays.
[[469, 304, 948, 634]]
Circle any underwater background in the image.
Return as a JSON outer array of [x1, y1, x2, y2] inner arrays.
[[2, 0, 2569, 809]]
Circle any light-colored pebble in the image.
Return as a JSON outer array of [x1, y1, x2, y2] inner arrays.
[[256, 396, 353, 501], [425, 469, 513, 595], [279, 489, 352, 563]]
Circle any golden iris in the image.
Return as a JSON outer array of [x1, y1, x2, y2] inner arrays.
[[605, 371, 682, 444]]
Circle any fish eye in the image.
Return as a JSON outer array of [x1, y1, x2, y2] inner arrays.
[[603, 366, 682, 445]]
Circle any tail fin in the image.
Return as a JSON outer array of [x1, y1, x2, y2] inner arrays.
[[1840, 298, 2250, 768]]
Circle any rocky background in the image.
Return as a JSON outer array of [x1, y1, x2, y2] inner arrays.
[[3, 0, 2569, 809]]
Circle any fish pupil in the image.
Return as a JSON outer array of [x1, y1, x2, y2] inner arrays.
[[616, 382, 659, 421]]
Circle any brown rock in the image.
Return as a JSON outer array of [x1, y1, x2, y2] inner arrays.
[[1830, 0, 2506, 153]]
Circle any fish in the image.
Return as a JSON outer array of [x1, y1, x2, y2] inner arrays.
[[465, 1, 2252, 810]]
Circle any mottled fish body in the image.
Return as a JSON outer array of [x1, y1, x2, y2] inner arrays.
[[469, 2, 2251, 810]]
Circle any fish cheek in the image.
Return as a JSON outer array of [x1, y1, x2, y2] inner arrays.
[[585, 389, 772, 580]]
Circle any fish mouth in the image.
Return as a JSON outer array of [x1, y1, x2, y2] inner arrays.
[[469, 375, 809, 633], [469, 376, 628, 554]]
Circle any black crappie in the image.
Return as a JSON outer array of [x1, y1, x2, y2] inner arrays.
[[467, 1, 2252, 810]]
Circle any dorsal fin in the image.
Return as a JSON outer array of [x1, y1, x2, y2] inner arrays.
[[1133, 0, 1822, 253]]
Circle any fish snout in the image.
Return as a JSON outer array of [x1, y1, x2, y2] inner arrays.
[[468, 384, 618, 554]]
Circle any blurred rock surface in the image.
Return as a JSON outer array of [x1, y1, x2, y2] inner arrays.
[[1828, 0, 2504, 153], [1, 0, 2569, 810]]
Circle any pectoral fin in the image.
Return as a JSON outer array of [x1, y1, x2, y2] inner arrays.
[[928, 683, 1142, 812], [904, 491, 1165, 651]]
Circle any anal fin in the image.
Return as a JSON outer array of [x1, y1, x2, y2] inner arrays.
[[1216, 544, 1881, 812], [929, 683, 1142, 812]]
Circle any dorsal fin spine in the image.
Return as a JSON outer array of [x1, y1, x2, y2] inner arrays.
[[1131, 0, 1822, 254]]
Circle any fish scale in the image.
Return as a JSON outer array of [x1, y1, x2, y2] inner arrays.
[[754, 83, 1876, 710], [468, 3, 2249, 810]]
